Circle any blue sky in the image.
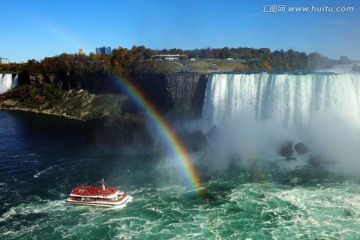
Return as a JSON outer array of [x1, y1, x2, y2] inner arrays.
[[1, 0, 360, 62]]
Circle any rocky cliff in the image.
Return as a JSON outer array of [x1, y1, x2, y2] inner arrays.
[[18, 71, 121, 94], [132, 72, 209, 118], [14, 71, 209, 119], [164, 72, 208, 118]]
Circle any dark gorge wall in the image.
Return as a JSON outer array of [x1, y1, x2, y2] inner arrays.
[[134, 72, 209, 117], [18, 71, 121, 94], [164, 72, 209, 118]]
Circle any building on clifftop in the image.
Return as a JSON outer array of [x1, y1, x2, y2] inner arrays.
[[78, 48, 85, 55], [0, 57, 9, 64], [96, 46, 112, 55]]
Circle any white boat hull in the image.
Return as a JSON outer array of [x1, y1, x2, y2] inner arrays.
[[66, 194, 131, 208]]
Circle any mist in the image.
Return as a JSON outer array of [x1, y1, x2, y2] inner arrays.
[[308, 111, 360, 172], [193, 72, 360, 175]]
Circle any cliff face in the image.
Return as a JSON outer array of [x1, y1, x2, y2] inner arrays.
[[131, 72, 209, 118], [164, 72, 208, 117], [18, 71, 121, 94], [15, 71, 209, 118]]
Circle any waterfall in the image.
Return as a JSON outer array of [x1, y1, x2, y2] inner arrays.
[[202, 72, 360, 134], [202, 72, 360, 170], [0, 73, 18, 94], [11, 74, 19, 88]]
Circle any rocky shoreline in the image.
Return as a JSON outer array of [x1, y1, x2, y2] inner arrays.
[[0, 89, 126, 121], [0, 106, 84, 121]]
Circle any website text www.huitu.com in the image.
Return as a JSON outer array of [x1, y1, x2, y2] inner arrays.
[[262, 5, 354, 13]]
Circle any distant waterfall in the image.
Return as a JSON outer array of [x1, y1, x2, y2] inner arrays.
[[0, 73, 18, 94], [202, 72, 360, 134], [11, 74, 19, 88]]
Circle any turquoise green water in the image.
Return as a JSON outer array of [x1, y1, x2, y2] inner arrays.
[[1, 111, 359, 239]]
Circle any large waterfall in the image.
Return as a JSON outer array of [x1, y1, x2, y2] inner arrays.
[[203, 72, 360, 134], [0, 73, 18, 94], [202, 72, 360, 166]]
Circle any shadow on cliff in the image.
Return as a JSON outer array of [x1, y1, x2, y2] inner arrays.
[[18, 70, 122, 95]]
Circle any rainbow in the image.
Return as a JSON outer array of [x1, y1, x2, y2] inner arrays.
[[112, 74, 203, 197]]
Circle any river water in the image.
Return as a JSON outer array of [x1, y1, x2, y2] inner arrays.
[[0, 110, 359, 239]]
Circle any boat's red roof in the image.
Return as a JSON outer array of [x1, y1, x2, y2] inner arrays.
[[70, 185, 118, 196]]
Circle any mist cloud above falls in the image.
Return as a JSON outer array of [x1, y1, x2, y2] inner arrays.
[[202, 112, 294, 171], [308, 111, 360, 172]]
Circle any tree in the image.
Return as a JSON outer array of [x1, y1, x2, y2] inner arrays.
[[309, 52, 332, 69], [262, 60, 272, 70]]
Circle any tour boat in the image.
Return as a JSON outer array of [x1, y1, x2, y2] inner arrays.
[[66, 179, 130, 208]]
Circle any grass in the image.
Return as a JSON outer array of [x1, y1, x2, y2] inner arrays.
[[143, 59, 248, 72], [189, 59, 248, 72]]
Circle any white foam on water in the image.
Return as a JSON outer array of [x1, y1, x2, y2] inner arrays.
[[33, 166, 54, 178], [13, 153, 39, 158], [2, 180, 358, 239], [0, 199, 67, 222], [105, 195, 134, 210], [33, 164, 65, 178], [223, 180, 360, 239], [270, 184, 360, 238]]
